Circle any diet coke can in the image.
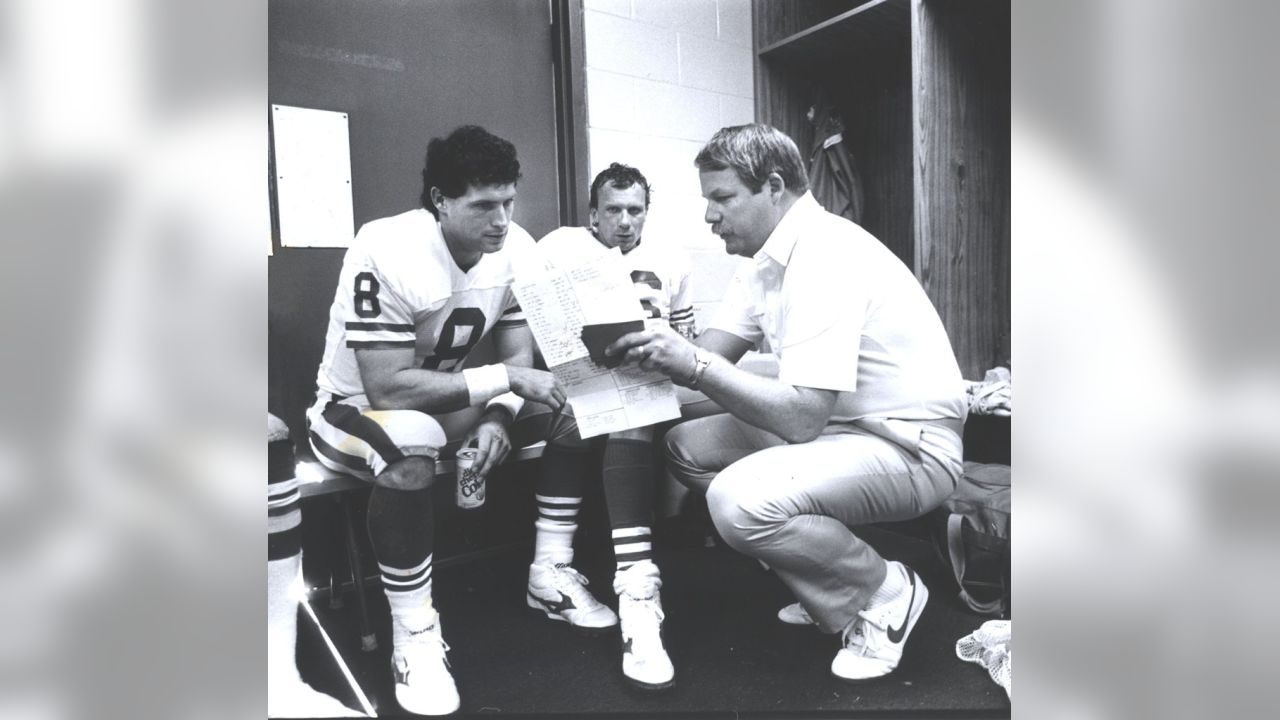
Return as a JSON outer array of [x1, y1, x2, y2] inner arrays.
[[455, 447, 485, 509]]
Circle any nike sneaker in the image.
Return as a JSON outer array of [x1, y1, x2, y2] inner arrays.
[[831, 561, 929, 682], [527, 562, 618, 634], [614, 561, 675, 690], [391, 611, 460, 715], [777, 601, 817, 626]]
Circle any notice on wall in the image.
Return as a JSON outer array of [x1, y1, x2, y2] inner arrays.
[[514, 250, 680, 439], [271, 104, 355, 248]]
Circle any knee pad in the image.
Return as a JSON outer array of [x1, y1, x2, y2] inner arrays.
[[360, 409, 447, 476], [376, 455, 436, 491], [268, 413, 290, 443]]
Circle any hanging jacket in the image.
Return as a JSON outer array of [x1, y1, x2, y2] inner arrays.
[[807, 101, 865, 224]]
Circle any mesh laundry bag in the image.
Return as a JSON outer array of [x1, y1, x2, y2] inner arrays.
[[956, 619, 1011, 699]]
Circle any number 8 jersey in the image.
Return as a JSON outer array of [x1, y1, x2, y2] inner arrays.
[[314, 208, 537, 400]]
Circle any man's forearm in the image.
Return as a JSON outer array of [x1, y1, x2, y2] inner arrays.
[[366, 367, 478, 413], [695, 353, 832, 443]]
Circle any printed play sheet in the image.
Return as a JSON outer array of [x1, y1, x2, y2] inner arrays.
[[513, 249, 679, 439]]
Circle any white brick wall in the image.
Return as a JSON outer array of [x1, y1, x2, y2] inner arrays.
[[582, 0, 754, 323]]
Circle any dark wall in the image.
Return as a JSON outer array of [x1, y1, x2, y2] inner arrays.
[[268, 0, 562, 446]]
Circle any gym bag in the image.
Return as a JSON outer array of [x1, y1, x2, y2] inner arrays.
[[933, 461, 1011, 617]]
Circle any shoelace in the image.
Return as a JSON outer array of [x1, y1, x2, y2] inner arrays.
[[397, 624, 453, 671], [550, 565, 601, 608], [842, 615, 882, 658], [620, 592, 665, 654]]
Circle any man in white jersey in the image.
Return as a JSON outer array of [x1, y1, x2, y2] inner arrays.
[[605, 125, 968, 683], [524, 164, 694, 690], [306, 125, 568, 716]]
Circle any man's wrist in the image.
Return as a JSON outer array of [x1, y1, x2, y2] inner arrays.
[[686, 349, 712, 389], [463, 364, 511, 405], [481, 402, 515, 426], [485, 391, 524, 423]]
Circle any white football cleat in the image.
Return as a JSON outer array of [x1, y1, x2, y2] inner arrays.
[[391, 612, 460, 715], [614, 561, 675, 690], [527, 562, 619, 634]]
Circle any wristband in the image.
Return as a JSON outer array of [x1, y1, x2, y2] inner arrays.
[[485, 391, 525, 422], [687, 349, 712, 389], [462, 364, 511, 405]]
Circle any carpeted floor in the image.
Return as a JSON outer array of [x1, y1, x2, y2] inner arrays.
[[297, 521, 1010, 718]]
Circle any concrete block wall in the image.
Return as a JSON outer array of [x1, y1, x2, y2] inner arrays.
[[582, 0, 754, 328]]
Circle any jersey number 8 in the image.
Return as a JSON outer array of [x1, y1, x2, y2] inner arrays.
[[422, 307, 486, 372], [353, 271, 381, 318]]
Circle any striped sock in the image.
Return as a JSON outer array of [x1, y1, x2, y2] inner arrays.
[[534, 495, 580, 566], [367, 484, 436, 630], [611, 526, 653, 572], [381, 554, 435, 629], [267, 437, 303, 561], [267, 431, 304, 682]]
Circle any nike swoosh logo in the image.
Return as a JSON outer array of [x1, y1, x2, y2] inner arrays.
[[886, 571, 916, 644]]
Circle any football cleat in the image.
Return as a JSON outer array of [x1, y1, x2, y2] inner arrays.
[[527, 562, 618, 634], [614, 561, 675, 690], [391, 613, 460, 715]]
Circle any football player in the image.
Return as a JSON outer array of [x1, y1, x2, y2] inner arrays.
[[305, 125, 569, 715], [524, 164, 696, 690]]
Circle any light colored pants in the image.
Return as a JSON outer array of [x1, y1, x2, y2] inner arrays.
[[306, 391, 570, 480], [665, 415, 963, 633]]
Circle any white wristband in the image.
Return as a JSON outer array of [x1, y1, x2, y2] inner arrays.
[[462, 364, 511, 405], [486, 391, 525, 421]]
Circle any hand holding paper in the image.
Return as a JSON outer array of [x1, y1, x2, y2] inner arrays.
[[512, 250, 680, 438], [605, 324, 698, 381], [580, 320, 645, 368]]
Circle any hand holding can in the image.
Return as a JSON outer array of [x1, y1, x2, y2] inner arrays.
[[455, 447, 486, 509]]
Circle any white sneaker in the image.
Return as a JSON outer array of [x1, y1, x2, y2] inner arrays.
[[831, 562, 929, 682], [614, 561, 675, 690], [777, 602, 817, 626], [391, 613, 460, 715], [527, 562, 619, 634]]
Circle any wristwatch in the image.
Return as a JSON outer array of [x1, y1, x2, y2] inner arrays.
[[687, 349, 712, 389]]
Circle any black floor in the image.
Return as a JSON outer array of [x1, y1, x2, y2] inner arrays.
[[296, 522, 1009, 719]]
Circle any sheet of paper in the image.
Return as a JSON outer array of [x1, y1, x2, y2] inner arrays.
[[271, 104, 355, 248], [515, 250, 680, 439]]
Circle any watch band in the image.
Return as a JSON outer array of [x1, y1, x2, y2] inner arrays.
[[688, 349, 712, 389]]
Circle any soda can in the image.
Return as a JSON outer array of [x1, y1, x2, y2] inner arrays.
[[455, 447, 485, 509]]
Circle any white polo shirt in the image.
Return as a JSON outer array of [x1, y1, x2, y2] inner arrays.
[[709, 192, 966, 431]]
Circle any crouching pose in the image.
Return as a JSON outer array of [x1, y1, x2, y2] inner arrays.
[[607, 124, 968, 682]]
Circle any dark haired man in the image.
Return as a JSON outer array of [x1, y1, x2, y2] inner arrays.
[[523, 163, 695, 690], [606, 124, 967, 683], [306, 125, 568, 715]]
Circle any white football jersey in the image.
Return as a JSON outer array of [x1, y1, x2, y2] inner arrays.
[[315, 208, 537, 398], [537, 226, 695, 335]]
